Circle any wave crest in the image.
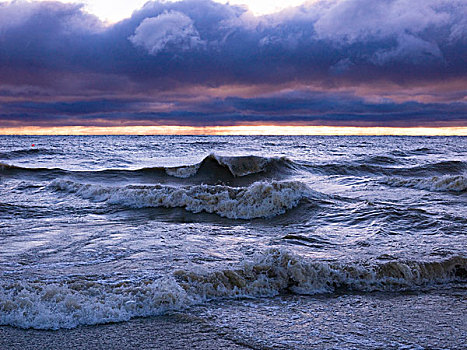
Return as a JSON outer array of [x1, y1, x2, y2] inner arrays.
[[48, 179, 309, 219], [0, 163, 66, 179], [176, 249, 467, 298], [0, 148, 58, 160], [164, 154, 295, 178], [383, 175, 467, 192], [308, 160, 466, 177], [0, 277, 189, 330], [1, 249, 465, 330]]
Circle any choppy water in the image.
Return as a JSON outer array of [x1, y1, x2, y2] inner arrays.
[[0, 136, 466, 347]]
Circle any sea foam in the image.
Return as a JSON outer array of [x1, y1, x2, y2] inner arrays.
[[0, 277, 190, 330], [176, 249, 467, 298], [1, 249, 465, 330], [48, 179, 309, 219]]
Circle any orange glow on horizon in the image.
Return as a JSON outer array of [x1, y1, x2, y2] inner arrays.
[[0, 125, 466, 136]]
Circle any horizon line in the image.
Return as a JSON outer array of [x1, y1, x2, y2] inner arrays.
[[1, 125, 466, 136]]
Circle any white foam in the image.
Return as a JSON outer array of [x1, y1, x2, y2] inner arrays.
[[384, 175, 467, 192], [165, 163, 201, 178], [176, 249, 466, 298], [48, 180, 309, 219], [0, 277, 191, 330], [1, 249, 464, 330]]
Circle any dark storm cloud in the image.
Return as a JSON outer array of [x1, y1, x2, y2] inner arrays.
[[1, 90, 465, 127], [0, 0, 466, 127]]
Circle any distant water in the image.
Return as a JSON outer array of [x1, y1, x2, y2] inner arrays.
[[0, 136, 466, 347]]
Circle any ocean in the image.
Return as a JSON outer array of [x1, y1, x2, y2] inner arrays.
[[0, 135, 466, 349]]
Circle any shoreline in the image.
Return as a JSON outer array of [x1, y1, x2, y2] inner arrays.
[[0, 313, 251, 350], [2, 290, 466, 350]]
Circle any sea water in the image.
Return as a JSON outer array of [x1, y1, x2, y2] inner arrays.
[[0, 136, 466, 348]]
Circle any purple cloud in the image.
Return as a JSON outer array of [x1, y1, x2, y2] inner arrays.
[[0, 0, 465, 128]]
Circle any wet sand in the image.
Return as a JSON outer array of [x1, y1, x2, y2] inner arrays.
[[1, 290, 466, 350], [0, 313, 251, 350]]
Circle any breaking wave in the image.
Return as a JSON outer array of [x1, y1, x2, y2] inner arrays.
[[162, 154, 296, 178], [176, 249, 467, 297], [383, 175, 467, 193], [0, 277, 189, 330], [48, 179, 310, 219], [1, 249, 465, 330], [1, 154, 297, 184], [5, 154, 462, 183]]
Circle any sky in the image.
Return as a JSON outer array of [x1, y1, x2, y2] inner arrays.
[[0, 0, 466, 134]]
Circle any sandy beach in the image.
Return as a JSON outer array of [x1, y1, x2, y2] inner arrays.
[[0, 313, 251, 350], [2, 290, 466, 350]]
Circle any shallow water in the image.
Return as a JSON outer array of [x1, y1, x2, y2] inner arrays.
[[0, 135, 466, 347]]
